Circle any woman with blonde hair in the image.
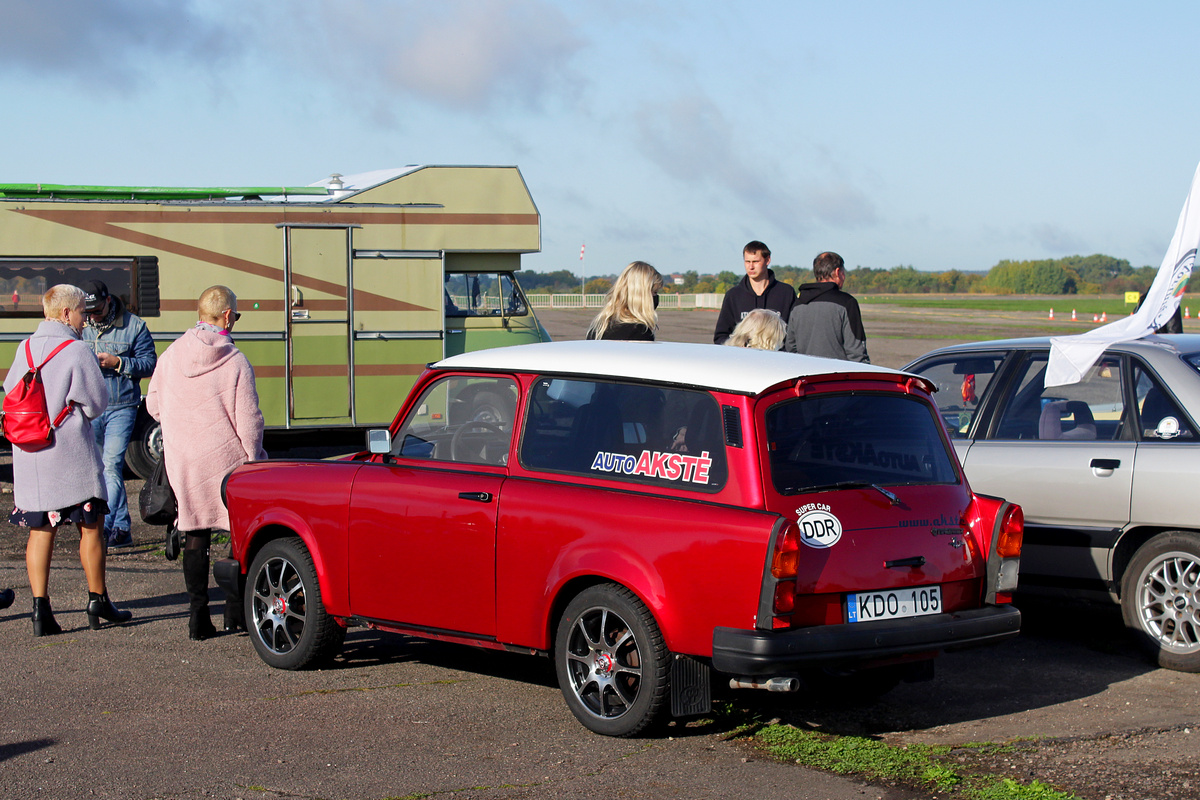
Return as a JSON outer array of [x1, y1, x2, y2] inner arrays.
[[585, 261, 663, 341], [725, 308, 786, 350], [3, 284, 131, 635]]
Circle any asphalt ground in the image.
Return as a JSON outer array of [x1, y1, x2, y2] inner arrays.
[[0, 303, 1197, 799]]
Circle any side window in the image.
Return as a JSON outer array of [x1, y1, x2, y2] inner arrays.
[[520, 377, 727, 491], [993, 353, 1126, 441], [444, 272, 529, 317], [1134, 363, 1194, 441], [910, 353, 1005, 438], [0, 257, 159, 319], [392, 375, 518, 465]]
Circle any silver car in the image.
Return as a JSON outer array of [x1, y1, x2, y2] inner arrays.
[[905, 334, 1200, 672]]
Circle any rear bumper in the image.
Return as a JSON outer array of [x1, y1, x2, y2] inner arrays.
[[711, 605, 1020, 676], [213, 558, 241, 594]]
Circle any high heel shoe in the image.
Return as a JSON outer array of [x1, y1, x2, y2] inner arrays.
[[86, 592, 132, 630], [32, 596, 62, 637]]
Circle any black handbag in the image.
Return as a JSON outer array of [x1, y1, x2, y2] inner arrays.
[[138, 455, 177, 526]]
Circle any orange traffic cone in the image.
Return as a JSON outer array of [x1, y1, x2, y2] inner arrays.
[[1071, 309, 1077, 321], [1101, 312, 1107, 323], [1049, 308, 1054, 320], [1093, 313, 1099, 322], [1187, 307, 1191, 319]]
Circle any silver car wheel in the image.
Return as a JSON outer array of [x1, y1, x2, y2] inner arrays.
[[564, 605, 644, 721], [251, 554, 308, 656], [1132, 550, 1200, 653], [555, 584, 669, 736]]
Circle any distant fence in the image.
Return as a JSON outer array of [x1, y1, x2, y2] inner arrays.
[[526, 293, 722, 310]]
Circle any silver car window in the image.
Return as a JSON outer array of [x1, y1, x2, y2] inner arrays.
[[1133, 364, 1194, 441], [993, 353, 1126, 441], [909, 353, 1005, 438]]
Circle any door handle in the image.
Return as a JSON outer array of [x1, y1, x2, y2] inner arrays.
[[1090, 458, 1120, 470], [458, 491, 493, 503]]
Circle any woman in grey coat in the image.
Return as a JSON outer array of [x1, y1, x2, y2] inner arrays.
[[3, 285, 132, 635]]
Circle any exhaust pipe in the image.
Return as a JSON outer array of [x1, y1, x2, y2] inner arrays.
[[728, 676, 800, 693]]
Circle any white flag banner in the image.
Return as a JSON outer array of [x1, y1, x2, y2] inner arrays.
[[1046, 161, 1200, 387]]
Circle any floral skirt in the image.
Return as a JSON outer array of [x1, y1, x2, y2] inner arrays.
[[9, 498, 109, 529]]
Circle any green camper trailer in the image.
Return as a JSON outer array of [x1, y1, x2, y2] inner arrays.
[[0, 166, 550, 476]]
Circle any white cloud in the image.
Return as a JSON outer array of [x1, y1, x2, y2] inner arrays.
[[634, 94, 877, 235], [270, 0, 585, 113]]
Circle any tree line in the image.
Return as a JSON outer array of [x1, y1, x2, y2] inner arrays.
[[518, 254, 1200, 296]]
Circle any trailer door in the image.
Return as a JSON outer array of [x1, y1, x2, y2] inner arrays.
[[349, 250, 445, 426], [285, 226, 352, 422]]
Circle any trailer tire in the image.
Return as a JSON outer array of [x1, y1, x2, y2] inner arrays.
[[125, 407, 163, 480]]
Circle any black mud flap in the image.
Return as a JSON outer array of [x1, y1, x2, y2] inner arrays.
[[670, 656, 712, 718]]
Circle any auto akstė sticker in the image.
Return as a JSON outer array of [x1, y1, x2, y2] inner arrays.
[[796, 503, 842, 548], [590, 449, 713, 484]]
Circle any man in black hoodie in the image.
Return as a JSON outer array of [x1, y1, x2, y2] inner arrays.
[[712, 241, 795, 345], [785, 251, 870, 363]]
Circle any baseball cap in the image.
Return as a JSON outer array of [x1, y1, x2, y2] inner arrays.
[[82, 280, 110, 312]]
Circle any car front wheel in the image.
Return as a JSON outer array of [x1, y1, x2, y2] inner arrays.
[[554, 584, 669, 737], [1122, 532, 1200, 673], [246, 537, 345, 670]]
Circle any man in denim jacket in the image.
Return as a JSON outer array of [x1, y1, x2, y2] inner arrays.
[[82, 280, 157, 547]]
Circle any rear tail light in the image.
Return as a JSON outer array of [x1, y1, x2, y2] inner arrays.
[[773, 582, 796, 614], [771, 522, 799, 578], [997, 505, 1024, 558]]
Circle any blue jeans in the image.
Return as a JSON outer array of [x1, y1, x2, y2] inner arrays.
[[93, 406, 138, 534]]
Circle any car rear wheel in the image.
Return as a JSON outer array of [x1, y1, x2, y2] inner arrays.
[[246, 537, 345, 670], [1121, 532, 1200, 673], [555, 584, 669, 737]]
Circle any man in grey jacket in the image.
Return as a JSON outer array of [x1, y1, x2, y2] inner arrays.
[[784, 251, 870, 363]]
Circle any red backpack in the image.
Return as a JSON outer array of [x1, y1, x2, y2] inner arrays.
[[2, 340, 75, 452]]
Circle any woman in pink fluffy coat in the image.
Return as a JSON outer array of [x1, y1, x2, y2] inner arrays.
[[146, 285, 266, 640]]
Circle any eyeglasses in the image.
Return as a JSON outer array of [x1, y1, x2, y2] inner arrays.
[[227, 310, 242, 322]]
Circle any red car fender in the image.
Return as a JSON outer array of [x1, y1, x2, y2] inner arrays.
[[226, 461, 360, 619], [494, 480, 776, 657]]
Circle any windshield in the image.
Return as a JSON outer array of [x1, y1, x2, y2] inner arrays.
[[766, 392, 959, 495], [444, 272, 528, 317]]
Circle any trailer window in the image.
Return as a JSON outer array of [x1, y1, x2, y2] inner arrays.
[[444, 272, 528, 317], [0, 257, 159, 318]]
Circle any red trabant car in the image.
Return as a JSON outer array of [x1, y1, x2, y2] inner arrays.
[[216, 340, 1023, 736]]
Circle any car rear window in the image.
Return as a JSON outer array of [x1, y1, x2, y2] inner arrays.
[[520, 377, 728, 491], [766, 392, 959, 495]]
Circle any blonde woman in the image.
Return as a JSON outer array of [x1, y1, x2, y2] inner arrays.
[[585, 261, 663, 341], [725, 308, 786, 350], [3, 284, 131, 635]]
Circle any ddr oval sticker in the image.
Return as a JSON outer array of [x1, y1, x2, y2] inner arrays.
[[796, 505, 842, 549]]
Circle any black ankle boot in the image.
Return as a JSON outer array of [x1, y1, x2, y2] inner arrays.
[[32, 596, 62, 637], [87, 591, 132, 629], [183, 549, 215, 640], [0, 588, 14, 611]]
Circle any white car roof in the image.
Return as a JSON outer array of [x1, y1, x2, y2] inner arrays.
[[435, 340, 915, 395]]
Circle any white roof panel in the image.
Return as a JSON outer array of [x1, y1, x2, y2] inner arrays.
[[434, 340, 912, 395]]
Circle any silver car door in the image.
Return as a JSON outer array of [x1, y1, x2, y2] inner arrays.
[[959, 351, 1133, 597]]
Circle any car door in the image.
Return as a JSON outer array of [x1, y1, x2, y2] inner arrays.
[[1128, 359, 1199, 530], [345, 374, 517, 636], [960, 350, 1134, 595]]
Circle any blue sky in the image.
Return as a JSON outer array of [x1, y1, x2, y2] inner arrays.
[[2, 0, 1198, 277]]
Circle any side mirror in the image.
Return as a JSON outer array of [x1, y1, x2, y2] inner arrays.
[[366, 429, 391, 455]]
